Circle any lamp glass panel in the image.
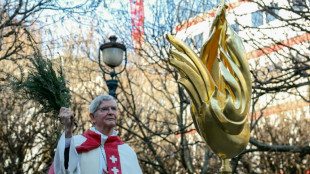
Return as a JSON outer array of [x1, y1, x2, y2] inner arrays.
[[101, 47, 124, 67]]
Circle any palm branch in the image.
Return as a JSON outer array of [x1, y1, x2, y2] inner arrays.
[[13, 52, 76, 125]]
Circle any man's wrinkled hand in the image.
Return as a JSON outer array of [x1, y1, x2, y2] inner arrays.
[[58, 107, 75, 138]]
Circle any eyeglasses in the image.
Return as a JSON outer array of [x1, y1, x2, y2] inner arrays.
[[96, 106, 117, 113]]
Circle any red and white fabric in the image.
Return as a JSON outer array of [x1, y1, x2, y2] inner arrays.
[[49, 127, 142, 174]]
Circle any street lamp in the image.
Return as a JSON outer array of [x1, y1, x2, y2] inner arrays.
[[98, 35, 127, 98]]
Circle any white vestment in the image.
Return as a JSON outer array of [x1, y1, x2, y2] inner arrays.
[[52, 128, 142, 174]]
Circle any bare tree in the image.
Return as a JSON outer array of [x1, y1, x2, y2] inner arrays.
[[106, 0, 310, 173], [230, 0, 310, 173], [1, 0, 309, 173], [234, 0, 310, 101], [0, 1, 104, 172], [98, 0, 225, 173], [0, 0, 103, 62], [0, 39, 108, 173]]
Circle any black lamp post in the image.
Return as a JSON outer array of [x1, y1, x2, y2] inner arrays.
[[98, 35, 127, 98]]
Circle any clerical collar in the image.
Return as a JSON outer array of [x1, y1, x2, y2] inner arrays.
[[90, 127, 117, 144]]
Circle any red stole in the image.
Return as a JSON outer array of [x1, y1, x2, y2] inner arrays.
[[76, 130, 124, 174], [49, 130, 124, 174]]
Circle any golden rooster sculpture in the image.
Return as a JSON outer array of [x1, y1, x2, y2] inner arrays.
[[166, 0, 251, 172]]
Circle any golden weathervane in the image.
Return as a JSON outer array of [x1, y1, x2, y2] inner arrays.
[[166, 0, 251, 173]]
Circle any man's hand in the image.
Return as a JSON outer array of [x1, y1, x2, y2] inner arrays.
[[58, 107, 75, 138]]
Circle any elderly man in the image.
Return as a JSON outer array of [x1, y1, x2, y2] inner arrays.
[[49, 95, 142, 174]]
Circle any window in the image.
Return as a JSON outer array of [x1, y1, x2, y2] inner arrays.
[[252, 11, 263, 27], [178, 5, 200, 22], [194, 33, 203, 48], [231, 23, 239, 33], [292, 0, 307, 11], [266, 3, 278, 23], [185, 37, 192, 47], [202, 0, 219, 11]]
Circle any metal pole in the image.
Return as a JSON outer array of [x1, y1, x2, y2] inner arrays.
[[106, 79, 118, 98]]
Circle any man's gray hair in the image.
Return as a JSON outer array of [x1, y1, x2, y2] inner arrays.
[[89, 95, 116, 114]]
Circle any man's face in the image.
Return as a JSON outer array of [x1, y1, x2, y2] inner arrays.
[[91, 99, 118, 129]]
